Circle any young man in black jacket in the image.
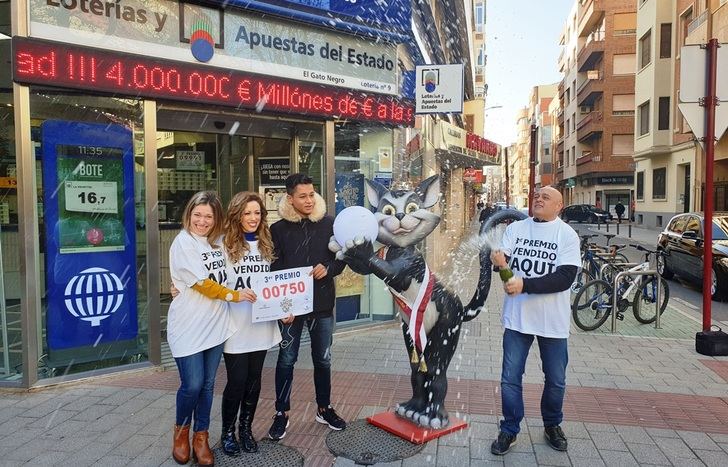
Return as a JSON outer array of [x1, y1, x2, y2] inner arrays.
[[268, 173, 347, 441]]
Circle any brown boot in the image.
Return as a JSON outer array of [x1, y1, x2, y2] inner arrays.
[[172, 424, 191, 464], [192, 431, 215, 466]]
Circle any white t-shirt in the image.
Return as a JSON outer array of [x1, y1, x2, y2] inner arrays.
[[167, 230, 235, 358], [224, 240, 282, 353], [500, 217, 581, 338]]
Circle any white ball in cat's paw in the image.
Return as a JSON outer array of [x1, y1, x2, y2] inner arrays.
[[334, 206, 379, 247]]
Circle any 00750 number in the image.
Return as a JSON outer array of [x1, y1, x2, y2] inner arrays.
[[261, 281, 307, 299]]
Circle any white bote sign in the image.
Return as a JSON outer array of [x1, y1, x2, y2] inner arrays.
[[415, 64, 464, 114], [251, 266, 314, 322]]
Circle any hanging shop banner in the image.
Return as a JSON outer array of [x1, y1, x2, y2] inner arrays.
[[42, 120, 138, 351], [28, 0, 397, 94], [251, 266, 314, 322], [415, 64, 464, 114], [13, 37, 414, 126]]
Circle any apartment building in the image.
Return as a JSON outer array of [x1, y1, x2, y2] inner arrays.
[[571, 0, 637, 215], [550, 92, 564, 188], [633, 0, 697, 229], [530, 84, 559, 188], [508, 107, 532, 208], [557, 2, 581, 206], [463, 0, 488, 135]]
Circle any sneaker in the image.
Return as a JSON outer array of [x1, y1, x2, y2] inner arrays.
[[490, 431, 517, 455], [268, 412, 289, 440], [544, 425, 568, 451], [315, 405, 347, 430]]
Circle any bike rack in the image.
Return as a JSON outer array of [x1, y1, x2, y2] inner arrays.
[[599, 262, 640, 280], [611, 270, 662, 333]]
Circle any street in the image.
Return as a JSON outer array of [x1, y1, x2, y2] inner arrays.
[[569, 223, 728, 324]]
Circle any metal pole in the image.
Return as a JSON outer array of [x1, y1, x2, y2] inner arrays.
[[505, 147, 510, 208], [528, 124, 537, 217], [616, 222, 620, 236], [655, 274, 662, 330], [702, 38, 718, 331]]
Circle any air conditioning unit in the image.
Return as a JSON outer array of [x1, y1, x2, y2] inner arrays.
[[580, 106, 592, 114]]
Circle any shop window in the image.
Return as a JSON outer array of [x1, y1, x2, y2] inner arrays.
[[29, 89, 148, 380], [0, 9, 22, 381]]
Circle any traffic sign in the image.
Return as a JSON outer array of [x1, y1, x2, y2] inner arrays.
[[678, 44, 728, 147]]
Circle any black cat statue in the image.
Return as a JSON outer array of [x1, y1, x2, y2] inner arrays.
[[329, 175, 526, 430]]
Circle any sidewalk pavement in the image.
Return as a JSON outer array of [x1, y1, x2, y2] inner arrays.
[[2, 219, 728, 466]]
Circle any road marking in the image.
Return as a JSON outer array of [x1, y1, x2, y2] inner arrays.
[[673, 297, 699, 310]]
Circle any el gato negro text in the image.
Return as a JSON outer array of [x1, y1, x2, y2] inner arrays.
[[235, 26, 394, 72], [45, 0, 168, 33]]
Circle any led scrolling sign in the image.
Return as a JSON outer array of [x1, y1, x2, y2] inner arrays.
[[12, 37, 415, 126]]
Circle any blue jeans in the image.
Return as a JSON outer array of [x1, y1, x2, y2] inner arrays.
[[174, 343, 224, 432], [500, 328, 568, 435], [275, 315, 333, 412]]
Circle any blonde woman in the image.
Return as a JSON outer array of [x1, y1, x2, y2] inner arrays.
[[168, 191, 244, 467]]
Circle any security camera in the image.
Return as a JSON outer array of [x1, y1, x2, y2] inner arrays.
[[213, 121, 226, 130]]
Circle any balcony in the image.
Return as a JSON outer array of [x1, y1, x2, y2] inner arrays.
[[556, 136, 564, 153], [577, 71, 603, 107], [577, 30, 604, 72], [557, 109, 564, 125], [576, 111, 603, 142], [578, 0, 604, 37]]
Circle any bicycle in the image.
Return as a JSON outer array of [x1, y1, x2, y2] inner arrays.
[[571, 233, 629, 295], [571, 244, 670, 331]]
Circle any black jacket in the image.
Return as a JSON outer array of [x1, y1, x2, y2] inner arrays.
[[270, 193, 345, 318]]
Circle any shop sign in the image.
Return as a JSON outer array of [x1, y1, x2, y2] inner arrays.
[[462, 168, 483, 183], [259, 158, 291, 185], [416, 64, 463, 113], [29, 0, 397, 95], [565, 178, 576, 188], [0, 177, 17, 189], [13, 37, 414, 126], [277, 0, 411, 33], [437, 121, 500, 165], [175, 150, 205, 171], [596, 176, 633, 185]]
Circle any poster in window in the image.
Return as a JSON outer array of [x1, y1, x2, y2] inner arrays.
[[378, 147, 393, 172]]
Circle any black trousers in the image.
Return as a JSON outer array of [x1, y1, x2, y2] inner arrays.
[[221, 350, 267, 432]]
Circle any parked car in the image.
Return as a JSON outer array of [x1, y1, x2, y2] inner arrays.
[[561, 204, 613, 223], [657, 212, 728, 301]]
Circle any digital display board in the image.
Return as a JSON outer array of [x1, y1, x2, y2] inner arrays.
[[13, 36, 414, 126]]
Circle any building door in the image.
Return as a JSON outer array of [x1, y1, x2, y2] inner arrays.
[[684, 164, 691, 213]]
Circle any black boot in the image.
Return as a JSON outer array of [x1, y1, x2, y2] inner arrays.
[[239, 400, 259, 453], [221, 397, 241, 456]]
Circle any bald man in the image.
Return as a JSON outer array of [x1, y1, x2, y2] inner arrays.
[[488, 186, 581, 455]]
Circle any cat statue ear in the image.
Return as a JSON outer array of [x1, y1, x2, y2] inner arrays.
[[415, 175, 440, 209], [365, 178, 389, 209]]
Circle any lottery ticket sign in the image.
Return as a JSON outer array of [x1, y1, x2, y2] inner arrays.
[[251, 266, 313, 322]]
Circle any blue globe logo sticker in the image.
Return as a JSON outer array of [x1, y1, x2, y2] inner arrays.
[[64, 267, 125, 327], [190, 20, 215, 63], [424, 71, 438, 93]]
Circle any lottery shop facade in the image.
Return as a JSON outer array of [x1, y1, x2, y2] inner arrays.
[[2, 0, 413, 387]]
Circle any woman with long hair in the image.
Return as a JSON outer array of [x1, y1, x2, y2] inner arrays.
[[220, 191, 293, 455], [168, 191, 246, 467]]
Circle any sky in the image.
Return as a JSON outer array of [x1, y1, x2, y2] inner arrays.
[[484, 0, 575, 146]]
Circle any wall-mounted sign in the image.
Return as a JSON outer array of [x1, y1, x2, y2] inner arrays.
[[596, 176, 633, 185], [415, 64, 464, 114], [463, 168, 483, 183], [259, 158, 291, 185], [13, 37, 414, 126], [29, 0, 398, 94], [41, 121, 137, 352], [176, 150, 205, 171]]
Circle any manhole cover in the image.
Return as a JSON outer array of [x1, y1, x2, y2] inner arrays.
[[326, 419, 426, 465], [207, 439, 304, 467]]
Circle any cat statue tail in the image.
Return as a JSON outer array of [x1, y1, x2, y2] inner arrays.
[[462, 208, 529, 322]]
